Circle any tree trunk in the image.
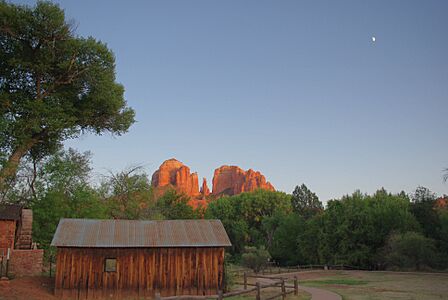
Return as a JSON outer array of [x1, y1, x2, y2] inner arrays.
[[0, 139, 38, 194]]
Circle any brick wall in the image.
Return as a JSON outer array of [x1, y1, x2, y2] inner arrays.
[[0, 220, 16, 252], [9, 249, 44, 277]]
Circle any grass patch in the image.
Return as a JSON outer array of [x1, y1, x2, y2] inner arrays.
[[305, 279, 368, 286]]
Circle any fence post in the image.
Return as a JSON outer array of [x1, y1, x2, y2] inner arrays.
[[294, 276, 298, 296], [256, 282, 261, 300], [155, 292, 161, 300], [218, 290, 223, 300], [243, 272, 247, 290], [281, 279, 286, 300]]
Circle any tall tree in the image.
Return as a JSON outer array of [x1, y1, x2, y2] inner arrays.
[[0, 1, 135, 192], [99, 166, 154, 220], [410, 186, 441, 242], [291, 183, 323, 218]]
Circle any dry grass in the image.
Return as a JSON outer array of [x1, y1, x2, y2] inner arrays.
[[300, 270, 448, 300]]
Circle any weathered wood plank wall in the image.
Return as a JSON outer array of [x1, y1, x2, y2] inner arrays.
[[54, 247, 225, 299]]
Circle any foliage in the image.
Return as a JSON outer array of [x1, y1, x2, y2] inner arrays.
[[29, 149, 107, 248], [99, 166, 156, 220], [269, 213, 305, 265], [410, 186, 441, 243], [291, 184, 323, 219], [411, 186, 437, 203], [32, 185, 107, 248], [156, 189, 198, 220], [382, 232, 438, 271], [241, 246, 271, 273], [317, 189, 419, 268], [205, 190, 291, 254], [223, 253, 235, 292], [0, 1, 134, 192], [438, 210, 448, 266]]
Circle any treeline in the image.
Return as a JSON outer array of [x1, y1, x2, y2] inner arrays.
[[2, 149, 448, 271], [208, 186, 448, 271]]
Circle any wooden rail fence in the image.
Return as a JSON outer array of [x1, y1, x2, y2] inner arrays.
[[156, 274, 299, 300]]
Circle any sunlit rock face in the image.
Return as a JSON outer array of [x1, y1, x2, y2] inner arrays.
[[212, 165, 275, 196], [151, 159, 200, 197], [152, 159, 275, 208]]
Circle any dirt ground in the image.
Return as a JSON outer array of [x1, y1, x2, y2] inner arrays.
[[1, 271, 447, 300], [0, 276, 57, 300]]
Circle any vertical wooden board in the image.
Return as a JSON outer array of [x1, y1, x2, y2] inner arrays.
[[61, 249, 68, 289], [220, 248, 225, 289], [138, 250, 144, 293], [70, 249, 76, 289], [54, 250, 62, 289], [146, 249, 151, 291]]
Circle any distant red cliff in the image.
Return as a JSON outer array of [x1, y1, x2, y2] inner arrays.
[[212, 165, 275, 196], [151, 159, 275, 207]]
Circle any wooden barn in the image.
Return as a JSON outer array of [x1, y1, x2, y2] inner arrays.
[[51, 218, 231, 299]]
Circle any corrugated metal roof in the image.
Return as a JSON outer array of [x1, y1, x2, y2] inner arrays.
[[0, 204, 22, 220], [51, 218, 232, 248]]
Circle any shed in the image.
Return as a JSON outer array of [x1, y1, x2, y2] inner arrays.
[[51, 218, 232, 299]]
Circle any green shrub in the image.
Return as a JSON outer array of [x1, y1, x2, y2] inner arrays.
[[382, 231, 438, 270], [241, 246, 271, 273]]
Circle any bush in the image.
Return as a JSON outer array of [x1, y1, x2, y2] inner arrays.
[[382, 231, 438, 271], [241, 246, 271, 273]]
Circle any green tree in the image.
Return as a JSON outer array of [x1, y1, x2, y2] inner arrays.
[[205, 195, 249, 254], [382, 232, 438, 271], [270, 213, 305, 265], [291, 184, 323, 219], [438, 210, 448, 267], [30, 149, 107, 248], [0, 1, 135, 192], [410, 186, 441, 241], [100, 166, 155, 220], [205, 190, 291, 254], [156, 189, 197, 220], [319, 189, 419, 268]]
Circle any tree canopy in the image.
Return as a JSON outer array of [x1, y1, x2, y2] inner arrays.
[[0, 1, 135, 192], [291, 183, 323, 218]]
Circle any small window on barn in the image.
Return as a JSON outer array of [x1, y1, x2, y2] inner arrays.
[[104, 258, 117, 272]]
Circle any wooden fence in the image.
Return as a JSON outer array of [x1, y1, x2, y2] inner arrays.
[[156, 274, 299, 300]]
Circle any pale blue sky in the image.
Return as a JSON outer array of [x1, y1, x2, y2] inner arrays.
[[14, 0, 448, 201]]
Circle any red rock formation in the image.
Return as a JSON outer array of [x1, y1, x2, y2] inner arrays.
[[152, 159, 276, 208], [151, 159, 200, 197], [200, 178, 210, 198], [212, 166, 275, 196]]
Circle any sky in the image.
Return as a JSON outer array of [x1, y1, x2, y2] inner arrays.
[[14, 0, 448, 201]]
